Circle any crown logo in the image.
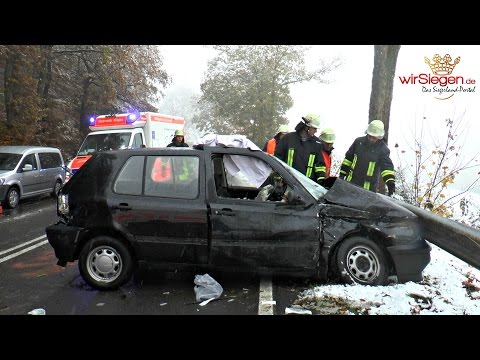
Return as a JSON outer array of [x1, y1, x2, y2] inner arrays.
[[424, 54, 461, 75]]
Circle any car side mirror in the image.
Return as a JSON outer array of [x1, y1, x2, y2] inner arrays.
[[22, 164, 33, 172]]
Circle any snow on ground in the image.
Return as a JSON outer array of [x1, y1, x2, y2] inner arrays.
[[295, 243, 480, 315]]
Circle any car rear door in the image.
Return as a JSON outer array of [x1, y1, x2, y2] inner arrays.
[[37, 152, 62, 192], [108, 151, 209, 265], [205, 148, 320, 271]]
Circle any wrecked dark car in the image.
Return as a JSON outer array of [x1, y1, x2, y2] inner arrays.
[[45, 136, 431, 290]]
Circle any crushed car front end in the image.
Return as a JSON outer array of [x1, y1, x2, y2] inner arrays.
[[321, 178, 431, 284]]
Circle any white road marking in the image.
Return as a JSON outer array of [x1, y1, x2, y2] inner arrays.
[[0, 235, 47, 256], [0, 240, 48, 263], [258, 275, 274, 315]]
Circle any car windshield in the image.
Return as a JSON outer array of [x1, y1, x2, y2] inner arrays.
[[275, 158, 328, 201], [77, 132, 132, 155], [0, 153, 22, 170]]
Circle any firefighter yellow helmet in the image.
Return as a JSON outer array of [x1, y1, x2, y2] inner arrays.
[[320, 128, 335, 143], [277, 125, 289, 134], [366, 120, 385, 138], [175, 129, 185, 136], [302, 113, 321, 128]]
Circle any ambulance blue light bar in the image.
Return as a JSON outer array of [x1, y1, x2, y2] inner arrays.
[[126, 113, 138, 124]]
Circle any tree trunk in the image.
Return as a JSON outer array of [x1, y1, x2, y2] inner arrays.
[[4, 51, 17, 126], [369, 45, 401, 144], [36, 45, 53, 102], [79, 77, 92, 134], [36, 45, 54, 140], [369, 45, 401, 194]]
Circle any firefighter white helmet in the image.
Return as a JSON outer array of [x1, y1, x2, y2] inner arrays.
[[366, 120, 385, 139], [320, 128, 336, 143], [277, 125, 289, 134], [302, 113, 321, 128]]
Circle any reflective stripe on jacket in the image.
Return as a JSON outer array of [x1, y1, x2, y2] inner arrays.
[[339, 135, 395, 192], [316, 150, 332, 181], [274, 131, 324, 182]]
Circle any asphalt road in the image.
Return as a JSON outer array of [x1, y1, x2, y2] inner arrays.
[[0, 195, 305, 315]]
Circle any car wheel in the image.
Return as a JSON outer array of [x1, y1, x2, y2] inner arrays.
[[335, 236, 389, 286], [78, 236, 134, 290], [51, 180, 62, 197], [5, 187, 20, 209]]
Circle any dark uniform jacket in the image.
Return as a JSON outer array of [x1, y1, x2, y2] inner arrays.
[[339, 135, 395, 192], [274, 123, 325, 183], [167, 139, 189, 147]]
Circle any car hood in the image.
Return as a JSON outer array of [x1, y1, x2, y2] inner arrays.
[[323, 178, 416, 220], [0, 169, 14, 176]]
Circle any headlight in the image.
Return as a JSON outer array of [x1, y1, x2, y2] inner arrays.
[[0, 178, 4, 185], [58, 194, 69, 215]]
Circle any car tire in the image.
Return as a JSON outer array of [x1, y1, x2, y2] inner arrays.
[[335, 236, 389, 286], [78, 236, 134, 290], [5, 187, 20, 209], [51, 180, 62, 197]]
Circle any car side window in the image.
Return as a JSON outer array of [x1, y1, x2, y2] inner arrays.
[[38, 152, 62, 169], [212, 155, 288, 202], [145, 155, 199, 199], [131, 133, 144, 149], [114, 156, 144, 195], [19, 154, 38, 171]]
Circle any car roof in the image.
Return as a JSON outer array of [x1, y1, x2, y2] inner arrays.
[[0, 146, 62, 155], [101, 146, 264, 156]]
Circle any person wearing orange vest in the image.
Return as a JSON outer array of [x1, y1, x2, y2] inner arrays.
[[317, 128, 335, 186], [263, 125, 289, 155], [152, 157, 172, 182]]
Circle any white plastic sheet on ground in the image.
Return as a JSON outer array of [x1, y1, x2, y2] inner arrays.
[[194, 273, 223, 303]]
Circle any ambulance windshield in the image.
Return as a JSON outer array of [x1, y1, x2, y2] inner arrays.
[[77, 132, 132, 155]]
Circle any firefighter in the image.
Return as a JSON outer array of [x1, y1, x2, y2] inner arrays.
[[167, 130, 189, 147], [317, 128, 335, 186], [274, 113, 325, 183], [263, 124, 289, 155], [339, 120, 395, 195]]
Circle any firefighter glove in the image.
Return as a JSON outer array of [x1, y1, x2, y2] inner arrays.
[[387, 182, 395, 196]]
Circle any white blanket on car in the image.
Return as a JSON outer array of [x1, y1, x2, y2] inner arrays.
[[195, 134, 260, 150], [195, 134, 271, 188]]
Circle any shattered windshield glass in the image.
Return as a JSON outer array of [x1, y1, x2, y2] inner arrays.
[[276, 159, 328, 201]]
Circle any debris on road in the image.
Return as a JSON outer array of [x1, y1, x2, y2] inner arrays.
[[28, 308, 46, 315], [285, 307, 312, 315], [194, 273, 223, 302]]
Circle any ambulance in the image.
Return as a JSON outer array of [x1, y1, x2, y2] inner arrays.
[[66, 112, 186, 181]]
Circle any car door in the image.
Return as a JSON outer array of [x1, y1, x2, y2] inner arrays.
[[37, 152, 60, 193], [205, 148, 320, 271], [17, 153, 41, 195], [108, 152, 209, 265]]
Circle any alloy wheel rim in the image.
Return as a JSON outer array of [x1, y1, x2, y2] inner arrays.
[[345, 246, 380, 283], [86, 245, 123, 283], [9, 190, 19, 207]]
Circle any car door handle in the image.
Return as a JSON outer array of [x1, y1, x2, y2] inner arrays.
[[215, 208, 235, 216], [112, 203, 132, 211]]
